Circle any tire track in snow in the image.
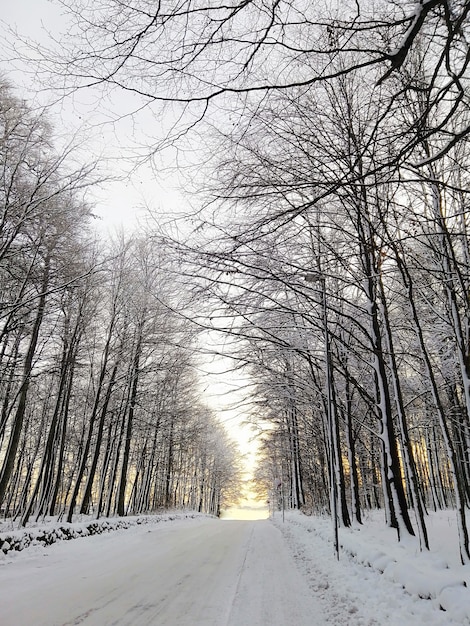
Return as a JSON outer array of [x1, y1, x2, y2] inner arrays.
[[222, 522, 255, 625]]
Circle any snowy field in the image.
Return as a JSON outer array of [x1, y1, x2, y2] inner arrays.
[[0, 509, 469, 625]]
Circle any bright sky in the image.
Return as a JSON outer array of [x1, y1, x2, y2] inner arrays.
[[199, 340, 263, 510], [1, 0, 190, 234]]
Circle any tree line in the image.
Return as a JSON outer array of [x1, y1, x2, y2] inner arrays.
[[202, 60, 470, 565], [0, 80, 240, 525], [132, 2, 470, 563]]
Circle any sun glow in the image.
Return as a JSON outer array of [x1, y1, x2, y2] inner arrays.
[[220, 505, 269, 520], [200, 348, 267, 516]]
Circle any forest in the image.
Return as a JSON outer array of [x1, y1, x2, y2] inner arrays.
[[0, 81, 240, 523], [1, 0, 470, 567]]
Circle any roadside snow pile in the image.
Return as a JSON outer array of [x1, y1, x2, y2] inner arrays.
[[0, 511, 207, 556], [275, 509, 470, 626]]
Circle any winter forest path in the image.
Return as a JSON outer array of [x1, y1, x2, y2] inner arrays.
[[1, 518, 325, 625]]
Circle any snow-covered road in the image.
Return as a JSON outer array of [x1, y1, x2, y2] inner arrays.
[[1, 518, 324, 626]]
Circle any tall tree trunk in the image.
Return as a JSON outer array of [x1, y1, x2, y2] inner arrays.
[[0, 256, 50, 507], [377, 271, 429, 550], [66, 316, 117, 523], [80, 361, 119, 514], [117, 330, 143, 517]]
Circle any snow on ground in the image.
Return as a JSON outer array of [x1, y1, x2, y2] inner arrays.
[[0, 514, 323, 625], [0, 511, 205, 554], [274, 509, 470, 626], [0, 508, 469, 625]]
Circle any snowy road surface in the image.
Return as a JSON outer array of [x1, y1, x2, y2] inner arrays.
[[1, 518, 324, 625]]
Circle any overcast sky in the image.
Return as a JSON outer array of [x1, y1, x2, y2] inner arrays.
[[1, 1, 190, 235]]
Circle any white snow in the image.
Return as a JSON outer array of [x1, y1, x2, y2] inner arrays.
[[0, 509, 469, 625], [274, 509, 470, 625]]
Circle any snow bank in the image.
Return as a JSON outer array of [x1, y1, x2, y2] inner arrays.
[[340, 527, 468, 619], [0, 511, 208, 556], [275, 510, 470, 625]]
